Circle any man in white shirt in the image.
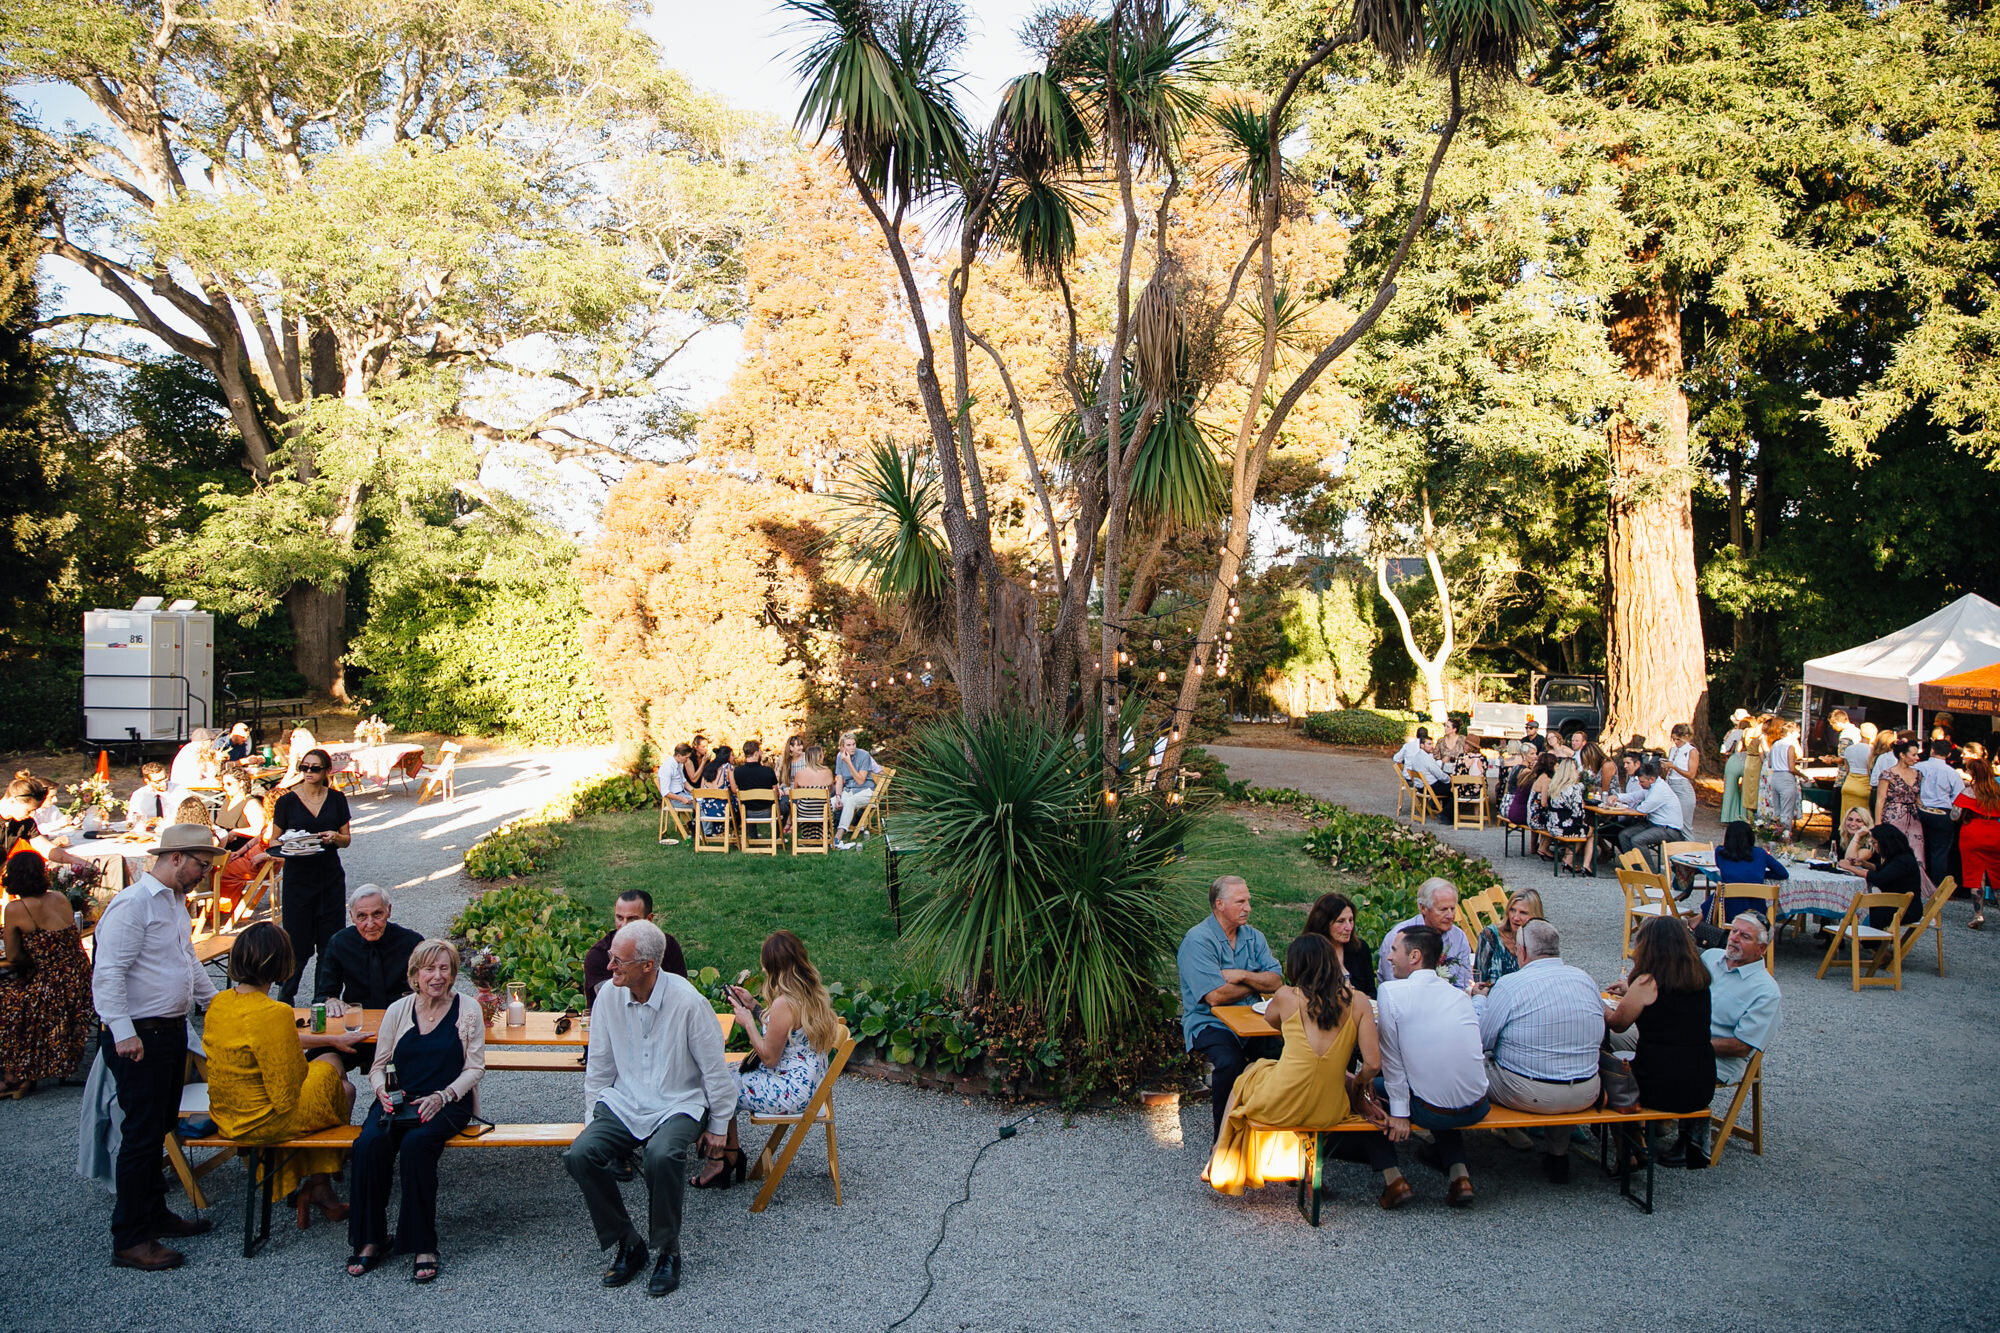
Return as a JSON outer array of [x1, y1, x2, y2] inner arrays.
[[90, 824, 224, 1270], [1392, 728, 1431, 772], [125, 763, 189, 825], [1403, 738, 1454, 807], [1607, 761, 1684, 867], [1367, 925, 1489, 1209], [1914, 741, 1966, 886], [566, 919, 736, 1299]]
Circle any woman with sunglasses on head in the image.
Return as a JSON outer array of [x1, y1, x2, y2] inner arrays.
[[271, 747, 353, 1003]]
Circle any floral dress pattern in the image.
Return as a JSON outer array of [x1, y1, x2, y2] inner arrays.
[[736, 1025, 830, 1116], [0, 926, 94, 1083], [1546, 783, 1589, 838]]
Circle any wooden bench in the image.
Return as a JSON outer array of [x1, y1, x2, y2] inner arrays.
[[183, 1122, 585, 1256], [1256, 1103, 1714, 1224]]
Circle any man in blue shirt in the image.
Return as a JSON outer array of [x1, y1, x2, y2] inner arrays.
[[1178, 876, 1282, 1143], [1694, 911, 1781, 1166]]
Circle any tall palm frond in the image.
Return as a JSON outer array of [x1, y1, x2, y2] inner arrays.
[[1206, 98, 1299, 211], [1230, 274, 1321, 358], [829, 439, 952, 606], [1049, 375, 1225, 529], [992, 171, 1095, 279], [1351, 0, 1429, 68], [785, 0, 972, 212], [994, 68, 1095, 179], [1059, 5, 1214, 165], [1429, 0, 1548, 78]]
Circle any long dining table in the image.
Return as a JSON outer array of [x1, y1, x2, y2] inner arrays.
[[291, 1005, 736, 1072]]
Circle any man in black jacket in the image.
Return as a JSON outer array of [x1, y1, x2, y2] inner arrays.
[[584, 891, 686, 1003], [316, 884, 423, 1013]]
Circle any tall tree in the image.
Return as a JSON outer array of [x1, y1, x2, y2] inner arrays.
[[0, 113, 70, 627], [4, 0, 759, 691]]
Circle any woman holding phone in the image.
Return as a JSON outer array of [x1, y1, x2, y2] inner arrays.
[[693, 930, 837, 1189]]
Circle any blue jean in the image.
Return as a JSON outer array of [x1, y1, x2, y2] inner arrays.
[[1367, 1077, 1489, 1170]]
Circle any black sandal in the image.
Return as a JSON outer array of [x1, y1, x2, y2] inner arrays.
[[690, 1146, 746, 1190], [413, 1255, 440, 1284]]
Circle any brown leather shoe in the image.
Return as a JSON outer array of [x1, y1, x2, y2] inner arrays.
[[153, 1213, 213, 1240], [1377, 1176, 1413, 1210], [1446, 1176, 1474, 1208], [111, 1241, 185, 1271]]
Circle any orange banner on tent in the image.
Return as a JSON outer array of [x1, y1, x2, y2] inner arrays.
[[1917, 663, 2000, 715]]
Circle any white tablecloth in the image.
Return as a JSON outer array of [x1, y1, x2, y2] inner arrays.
[[1673, 853, 1864, 920]]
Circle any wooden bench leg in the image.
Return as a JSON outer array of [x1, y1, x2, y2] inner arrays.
[[241, 1147, 280, 1258], [1292, 1132, 1322, 1227]]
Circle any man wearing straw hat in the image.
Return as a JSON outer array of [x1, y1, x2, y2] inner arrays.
[[91, 824, 226, 1271]]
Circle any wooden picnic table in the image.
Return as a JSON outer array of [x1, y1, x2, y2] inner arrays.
[[1214, 1003, 1279, 1040], [286, 1005, 735, 1058]]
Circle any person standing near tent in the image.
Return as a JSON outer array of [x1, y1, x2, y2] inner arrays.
[[1954, 758, 2000, 930], [1914, 740, 1965, 890], [1718, 710, 1752, 825], [1765, 719, 1802, 839]]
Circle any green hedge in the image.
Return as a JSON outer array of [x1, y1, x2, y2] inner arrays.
[[1299, 709, 1415, 746]]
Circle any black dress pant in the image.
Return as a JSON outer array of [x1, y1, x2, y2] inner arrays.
[[280, 881, 345, 1003], [101, 1022, 189, 1250], [348, 1099, 474, 1255], [1916, 809, 1958, 888], [1191, 1028, 1282, 1142]]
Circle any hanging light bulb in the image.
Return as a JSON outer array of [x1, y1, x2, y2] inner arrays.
[[1194, 663, 1204, 675], [1152, 638, 1161, 651], [1104, 790, 1117, 806], [924, 660, 932, 671], [1157, 670, 1167, 682]]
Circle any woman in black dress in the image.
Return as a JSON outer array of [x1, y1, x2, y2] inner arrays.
[[1303, 891, 1377, 1000], [1607, 914, 1715, 1164], [271, 748, 352, 1002]]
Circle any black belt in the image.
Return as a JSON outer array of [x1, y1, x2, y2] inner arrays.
[[130, 1016, 187, 1033]]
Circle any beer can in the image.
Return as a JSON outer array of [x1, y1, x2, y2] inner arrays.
[[311, 1002, 326, 1033]]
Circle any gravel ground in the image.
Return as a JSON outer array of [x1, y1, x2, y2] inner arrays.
[[4, 742, 1997, 1330]]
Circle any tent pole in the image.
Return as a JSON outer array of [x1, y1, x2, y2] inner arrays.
[[1801, 684, 1811, 750]]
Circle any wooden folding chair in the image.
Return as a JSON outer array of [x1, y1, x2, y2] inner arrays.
[[1816, 891, 1913, 991], [1617, 867, 1684, 958], [1450, 775, 1487, 830], [1616, 847, 1649, 873], [1707, 1049, 1765, 1167], [164, 1051, 235, 1211], [692, 789, 733, 853], [852, 766, 895, 837], [790, 788, 832, 855], [226, 858, 282, 930], [1393, 763, 1414, 819], [658, 796, 690, 844], [737, 790, 780, 855], [748, 1025, 856, 1212], [1404, 772, 1443, 825], [188, 860, 228, 938], [1872, 876, 1954, 979], [414, 742, 462, 806]]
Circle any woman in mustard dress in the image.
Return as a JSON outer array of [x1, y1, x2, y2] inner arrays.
[[1208, 934, 1380, 1196], [205, 923, 366, 1228]]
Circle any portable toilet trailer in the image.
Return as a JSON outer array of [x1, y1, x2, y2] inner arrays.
[[82, 598, 215, 746]]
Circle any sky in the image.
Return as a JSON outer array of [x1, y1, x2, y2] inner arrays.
[[645, 0, 1052, 125]]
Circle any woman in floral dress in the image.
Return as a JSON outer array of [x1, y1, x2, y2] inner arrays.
[[694, 930, 838, 1189], [1873, 740, 1933, 899], [0, 851, 94, 1095]]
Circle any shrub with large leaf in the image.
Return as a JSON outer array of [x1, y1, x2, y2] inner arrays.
[[898, 707, 1198, 1048]]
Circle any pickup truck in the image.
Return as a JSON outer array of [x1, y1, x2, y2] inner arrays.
[[1469, 676, 1608, 741]]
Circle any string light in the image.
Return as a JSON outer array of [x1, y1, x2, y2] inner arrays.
[[1157, 670, 1167, 682]]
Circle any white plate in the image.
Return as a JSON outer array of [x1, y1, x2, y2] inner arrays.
[[1250, 998, 1270, 1015], [274, 842, 326, 857]]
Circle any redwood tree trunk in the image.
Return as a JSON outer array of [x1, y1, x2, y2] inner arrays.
[[285, 582, 349, 701], [1604, 274, 1708, 749]]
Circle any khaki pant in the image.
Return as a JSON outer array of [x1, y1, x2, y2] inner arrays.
[[1485, 1059, 1599, 1157]]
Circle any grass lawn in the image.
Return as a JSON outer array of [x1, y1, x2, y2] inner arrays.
[[524, 803, 1369, 990]]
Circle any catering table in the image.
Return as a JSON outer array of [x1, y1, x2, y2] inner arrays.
[[1214, 1003, 1279, 1040], [323, 742, 426, 788], [59, 832, 156, 892], [1670, 852, 1864, 922]]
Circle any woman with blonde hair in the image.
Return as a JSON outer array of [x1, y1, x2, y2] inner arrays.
[[1472, 888, 1545, 992], [1837, 721, 1878, 829], [1545, 759, 1590, 872], [696, 930, 839, 1188]]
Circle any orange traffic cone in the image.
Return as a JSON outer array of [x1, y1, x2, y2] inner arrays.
[[95, 750, 110, 781]]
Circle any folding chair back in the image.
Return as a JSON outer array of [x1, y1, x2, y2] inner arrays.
[[692, 789, 733, 853], [1877, 876, 1954, 979], [1616, 847, 1649, 872], [748, 1024, 856, 1212], [737, 789, 780, 855], [415, 742, 462, 806], [1712, 882, 1781, 972], [855, 766, 895, 836], [1450, 775, 1487, 830], [1661, 839, 1713, 861], [228, 858, 282, 930], [790, 788, 832, 855], [1616, 867, 1680, 958], [1403, 770, 1442, 825], [1815, 891, 1913, 991], [1393, 763, 1414, 819]]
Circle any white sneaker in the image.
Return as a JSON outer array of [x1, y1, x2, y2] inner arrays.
[[835, 840, 855, 850]]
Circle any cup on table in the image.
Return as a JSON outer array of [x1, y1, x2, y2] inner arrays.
[[343, 1007, 363, 1035]]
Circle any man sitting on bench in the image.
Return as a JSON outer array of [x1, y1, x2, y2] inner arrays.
[[1177, 876, 1282, 1145], [1612, 760, 1685, 869], [1369, 925, 1488, 1210], [1479, 920, 1605, 1183], [1696, 912, 1781, 1166]]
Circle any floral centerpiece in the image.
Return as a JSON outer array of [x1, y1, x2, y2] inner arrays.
[[465, 947, 504, 1023], [62, 776, 124, 821], [355, 715, 390, 746]]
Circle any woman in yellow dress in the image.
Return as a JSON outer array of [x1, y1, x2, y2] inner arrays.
[[205, 922, 367, 1228], [1739, 719, 1769, 827], [1207, 934, 1380, 1196]]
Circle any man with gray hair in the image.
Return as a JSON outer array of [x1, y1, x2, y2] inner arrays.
[[1177, 876, 1283, 1143], [1478, 919, 1605, 1183], [1690, 911, 1781, 1167], [566, 919, 737, 1298], [316, 883, 422, 1015], [1376, 878, 1475, 991]]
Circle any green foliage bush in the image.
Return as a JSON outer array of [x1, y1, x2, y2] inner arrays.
[[347, 514, 609, 745], [450, 883, 600, 1010], [829, 979, 987, 1072], [1299, 709, 1415, 747], [899, 707, 1198, 1051]]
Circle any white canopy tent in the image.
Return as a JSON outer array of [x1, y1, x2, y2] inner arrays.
[[1802, 593, 2000, 730]]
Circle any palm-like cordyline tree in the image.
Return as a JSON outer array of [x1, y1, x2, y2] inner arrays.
[[789, 0, 1547, 764]]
